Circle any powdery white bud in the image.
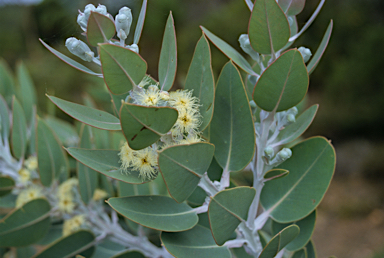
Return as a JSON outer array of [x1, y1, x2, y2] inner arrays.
[[95, 4, 108, 16], [287, 113, 296, 123], [115, 7, 132, 40], [77, 4, 96, 31], [65, 37, 94, 62], [264, 146, 274, 159], [278, 148, 292, 160], [239, 34, 260, 61], [298, 46, 312, 63], [127, 44, 139, 53]]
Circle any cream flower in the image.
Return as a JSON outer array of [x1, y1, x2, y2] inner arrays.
[[18, 168, 31, 183], [63, 214, 86, 236], [16, 186, 43, 208], [131, 147, 158, 180]]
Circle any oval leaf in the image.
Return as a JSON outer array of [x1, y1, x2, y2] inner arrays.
[[48, 95, 121, 131], [162, 224, 231, 258], [274, 105, 318, 146], [66, 148, 149, 184], [86, 12, 115, 47], [0, 58, 16, 105], [307, 20, 333, 75], [0, 177, 15, 197], [37, 118, 69, 186], [77, 125, 98, 204], [210, 62, 255, 172], [39, 39, 102, 77], [120, 103, 178, 150], [253, 49, 309, 112], [158, 143, 215, 203], [208, 187, 256, 245], [272, 210, 316, 251], [0, 198, 50, 247], [261, 137, 336, 223], [185, 34, 215, 131], [11, 97, 27, 160], [201, 26, 256, 76], [264, 169, 289, 181], [34, 230, 95, 258], [112, 250, 145, 258], [45, 116, 79, 147], [259, 224, 300, 258], [107, 195, 198, 232], [248, 0, 290, 54], [99, 43, 147, 95], [159, 12, 177, 91]]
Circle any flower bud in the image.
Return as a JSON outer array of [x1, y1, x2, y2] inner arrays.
[[298, 46, 312, 63], [264, 146, 274, 159], [115, 7, 132, 41], [277, 148, 292, 160], [239, 34, 260, 62], [287, 113, 296, 123], [127, 44, 139, 53], [65, 37, 94, 62], [95, 4, 108, 16], [77, 4, 96, 31]]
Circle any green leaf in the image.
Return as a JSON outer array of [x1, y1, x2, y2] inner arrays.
[[112, 250, 145, 258], [107, 195, 198, 231], [210, 62, 255, 172], [0, 194, 16, 208], [248, 0, 290, 54], [39, 39, 102, 77], [0, 177, 15, 197], [305, 240, 316, 258], [0, 58, 16, 105], [201, 26, 257, 76], [279, 0, 306, 16], [92, 239, 125, 258], [292, 249, 307, 258], [34, 230, 95, 258], [0, 95, 10, 143], [261, 137, 336, 223], [159, 12, 177, 91], [253, 49, 309, 112], [86, 12, 115, 47], [133, 0, 147, 45], [307, 20, 333, 75], [11, 97, 27, 159], [185, 34, 215, 131], [232, 247, 254, 258], [45, 116, 79, 147], [37, 118, 69, 187], [272, 210, 316, 251], [77, 125, 98, 204], [120, 103, 178, 150], [17, 246, 37, 258], [66, 148, 149, 184], [158, 143, 215, 203], [16, 62, 37, 125], [161, 224, 231, 258], [36, 224, 63, 245], [259, 225, 300, 258], [264, 169, 289, 181], [28, 107, 37, 155], [208, 187, 256, 245], [99, 43, 147, 95], [275, 105, 318, 146], [48, 95, 121, 131], [0, 198, 51, 247]]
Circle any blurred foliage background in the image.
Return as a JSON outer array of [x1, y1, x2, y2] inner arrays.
[[1, 0, 384, 257]]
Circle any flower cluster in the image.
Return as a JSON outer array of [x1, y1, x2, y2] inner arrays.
[[118, 78, 203, 180], [63, 214, 86, 236], [57, 178, 79, 214], [15, 185, 43, 208]]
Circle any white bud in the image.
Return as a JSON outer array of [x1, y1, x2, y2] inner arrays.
[[287, 113, 296, 123], [278, 148, 292, 160], [65, 37, 94, 62], [298, 47, 312, 63], [115, 7, 132, 41], [95, 4, 108, 16], [264, 146, 274, 159], [127, 44, 139, 53], [77, 4, 96, 31]]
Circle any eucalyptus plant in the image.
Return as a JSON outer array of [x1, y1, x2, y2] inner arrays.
[[0, 0, 335, 257]]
